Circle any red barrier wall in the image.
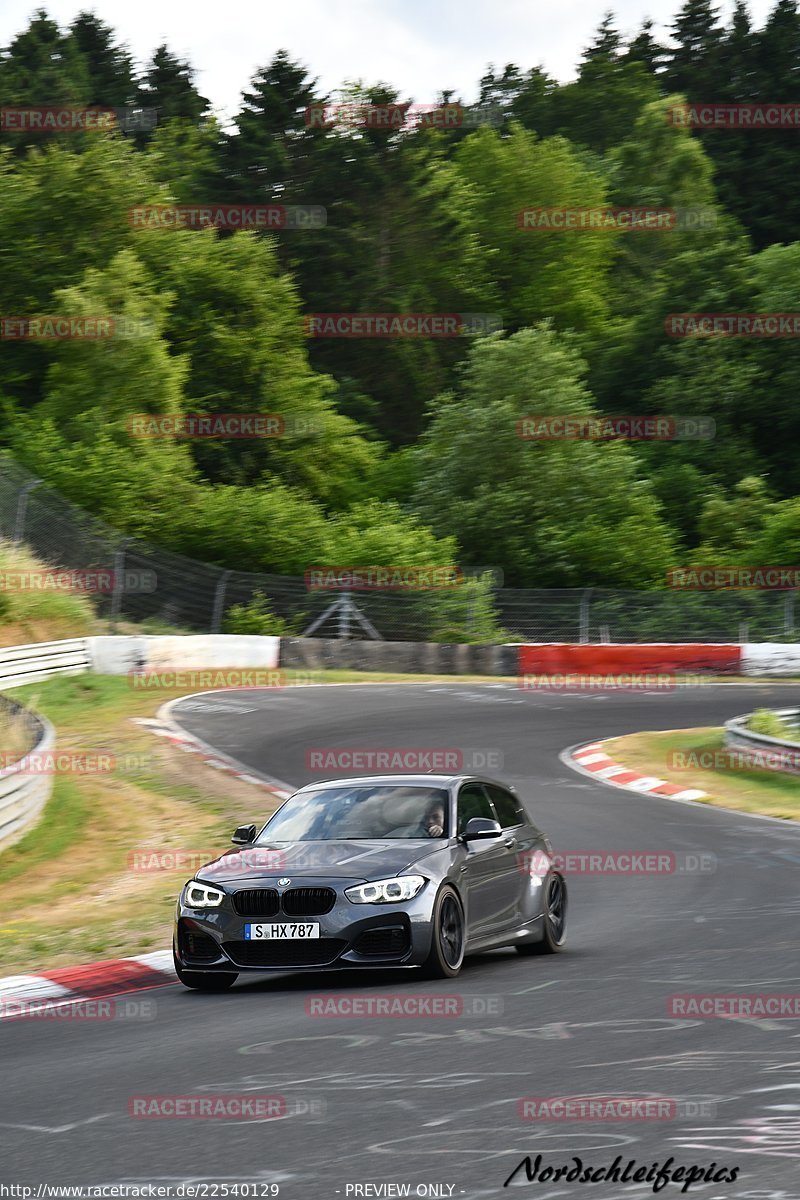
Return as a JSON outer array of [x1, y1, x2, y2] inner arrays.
[[518, 643, 742, 675]]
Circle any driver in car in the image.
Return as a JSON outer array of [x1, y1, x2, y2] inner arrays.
[[389, 798, 446, 838]]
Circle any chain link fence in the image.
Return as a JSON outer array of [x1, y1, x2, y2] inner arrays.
[[0, 456, 797, 643]]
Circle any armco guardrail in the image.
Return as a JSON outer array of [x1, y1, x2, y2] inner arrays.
[[0, 639, 90, 851], [0, 638, 91, 688], [725, 708, 800, 776], [0, 694, 55, 851]]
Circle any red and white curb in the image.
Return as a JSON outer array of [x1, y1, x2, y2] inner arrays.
[[0, 950, 177, 1018], [567, 741, 708, 801], [133, 706, 292, 799]]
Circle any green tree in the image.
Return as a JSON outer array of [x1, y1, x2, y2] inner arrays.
[[548, 16, 661, 153], [696, 476, 774, 557], [68, 12, 135, 108], [135, 45, 210, 133], [133, 225, 384, 508], [452, 123, 614, 335], [225, 51, 323, 199], [412, 326, 675, 587], [664, 0, 725, 95]]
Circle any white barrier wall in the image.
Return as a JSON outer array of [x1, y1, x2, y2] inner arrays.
[[741, 644, 800, 676], [87, 635, 280, 675]]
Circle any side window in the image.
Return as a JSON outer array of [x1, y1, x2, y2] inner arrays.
[[457, 783, 495, 835], [486, 784, 525, 829]]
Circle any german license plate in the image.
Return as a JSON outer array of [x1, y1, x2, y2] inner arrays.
[[244, 922, 320, 940]]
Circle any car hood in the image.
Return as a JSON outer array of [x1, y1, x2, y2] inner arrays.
[[196, 839, 448, 883]]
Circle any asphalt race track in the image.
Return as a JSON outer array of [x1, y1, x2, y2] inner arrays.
[[2, 681, 800, 1199]]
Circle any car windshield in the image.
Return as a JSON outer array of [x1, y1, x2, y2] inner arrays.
[[256, 785, 450, 841]]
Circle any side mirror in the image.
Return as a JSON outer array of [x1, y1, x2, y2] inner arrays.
[[232, 824, 257, 845], [463, 817, 502, 841]]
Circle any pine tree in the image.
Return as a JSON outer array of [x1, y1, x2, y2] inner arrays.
[[624, 19, 668, 75], [225, 50, 323, 199], [68, 12, 135, 108], [665, 0, 725, 96], [135, 45, 210, 130], [582, 12, 622, 61]]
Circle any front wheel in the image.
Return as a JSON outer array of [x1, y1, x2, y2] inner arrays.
[[174, 952, 238, 991], [516, 872, 567, 955], [421, 886, 465, 978]]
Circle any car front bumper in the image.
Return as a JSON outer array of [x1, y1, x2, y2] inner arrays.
[[174, 879, 439, 972]]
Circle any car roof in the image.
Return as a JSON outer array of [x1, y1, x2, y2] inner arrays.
[[294, 774, 516, 792]]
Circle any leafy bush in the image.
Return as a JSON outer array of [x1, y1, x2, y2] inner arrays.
[[747, 708, 800, 742], [223, 592, 290, 636], [426, 574, 508, 644]]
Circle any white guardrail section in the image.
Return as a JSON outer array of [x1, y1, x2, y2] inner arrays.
[[0, 640, 85, 850], [725, 707, 800, 776], [0, 639, 89, 850], [0, 637, 91, 688], [0, 635, 281, 852]]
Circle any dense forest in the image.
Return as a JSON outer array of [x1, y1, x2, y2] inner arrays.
[[2, 1, 800, 588]]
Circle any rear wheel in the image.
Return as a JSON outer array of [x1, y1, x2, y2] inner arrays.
[[174, 952, 238, 991], [516, 872, 567, 955], [421, 886, 465, 978]]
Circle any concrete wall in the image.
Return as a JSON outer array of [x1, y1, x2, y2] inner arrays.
[[741, 644, 800, 676], [518, 643, 743, 676], [279, 638, 517, 675], [88, 635, 280, 675]]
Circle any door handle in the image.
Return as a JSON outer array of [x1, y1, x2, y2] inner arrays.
[[504, 837, 517, 848]]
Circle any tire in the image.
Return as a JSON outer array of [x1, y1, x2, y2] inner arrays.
[[421, 886, 466, 979], [516, 872, 567, 956], [174, 952, 238, 991]]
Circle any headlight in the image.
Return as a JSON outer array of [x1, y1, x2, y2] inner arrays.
[[184, 880, 225, 907], [345, 875, 426, 904]]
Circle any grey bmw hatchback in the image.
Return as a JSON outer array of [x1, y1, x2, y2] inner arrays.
[[173, 774, 567, 988]]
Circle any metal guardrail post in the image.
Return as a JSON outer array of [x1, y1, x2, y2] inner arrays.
[[211, 571, 232, 633], [13, 478, 41, 544], [111, 538, 131, 618], [579, 588, 593, 644]]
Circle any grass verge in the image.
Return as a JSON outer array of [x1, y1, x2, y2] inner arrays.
[[0, 668, 519, 973], [0, 675, 286, 973], [604, 727, 800, 821]]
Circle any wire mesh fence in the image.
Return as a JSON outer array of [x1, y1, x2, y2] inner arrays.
[[0, 455, 797, 643]]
